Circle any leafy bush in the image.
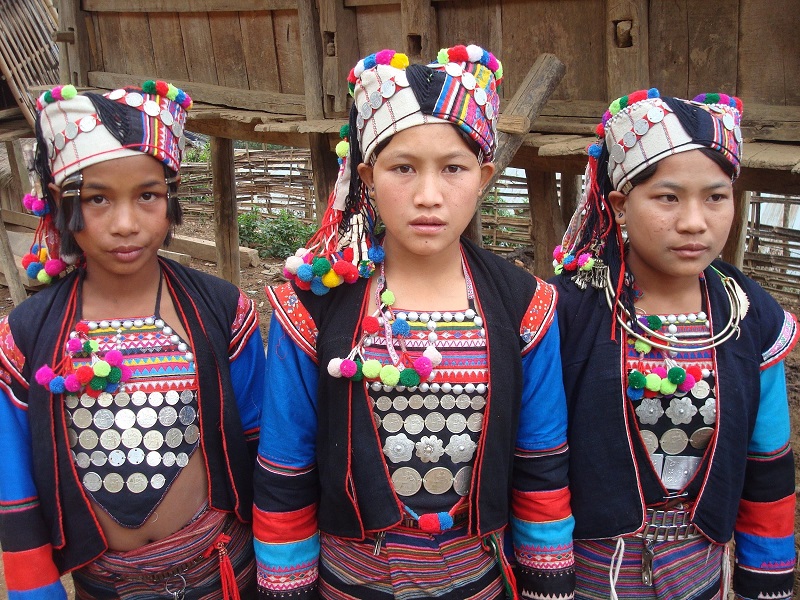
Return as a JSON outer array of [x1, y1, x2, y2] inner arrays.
[[237, 209, 316, 259]]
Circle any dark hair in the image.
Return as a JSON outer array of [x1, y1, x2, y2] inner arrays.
[[370, 123, 482, 163], [627, 147, 736, 189]]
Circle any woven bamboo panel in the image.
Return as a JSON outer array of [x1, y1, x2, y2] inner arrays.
[[0, 0, 59, 126]]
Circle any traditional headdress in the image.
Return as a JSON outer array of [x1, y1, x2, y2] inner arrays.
[[553, 89, 743, 299], [22, 81, 192, 283], [283, 45, 503, 295]]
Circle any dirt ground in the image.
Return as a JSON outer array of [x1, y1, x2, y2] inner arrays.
[[0, 215, 797, 596]]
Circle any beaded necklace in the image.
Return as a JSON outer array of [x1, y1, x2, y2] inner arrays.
[[327, 259, 478, 388]]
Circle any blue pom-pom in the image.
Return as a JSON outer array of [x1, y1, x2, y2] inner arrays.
[[562, 255, 575, 266], [49, 375, 66, 394], [31, 243, 40, 253], [480, 49, 490, 66], [176, 90, 186, 104], [587, 143, 603, 158], [438, 512, 454, 530], [647, 88, 660, 98], [627, 387, 644, 401], [363, 54, 377, 69], [392, 319, 410, 336], [105, 382, 119, 393], [26, 262, 42, 277], [310, 277, 330, 296], [368, 246, 385, 263], [296, 263, 314, 282]]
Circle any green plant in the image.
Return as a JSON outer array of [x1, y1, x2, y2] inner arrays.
[[238, 208, 264, 248], [237, 209, 316, 259], [183, 141, 210, 163]]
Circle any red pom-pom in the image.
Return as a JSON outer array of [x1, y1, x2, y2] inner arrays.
[[342, 247, 354, 262], [417, 513, 442, 533], [734, 97, 743, 113], [76, 365, 95, 385], [643, 388, 658, 398], [347, 68, 357, 84], [75, 322, 90, 334], [85, 386, 102, 398], [342, 264, 360, 284], [686, 366, 703, 382], [627, 90, 648, 105], [295, 277, 312, 291], [155, 80, 169, 96], [21, 253, 37, 268], [35, 365, 55, 386], [595, 123, 605, 137], [332, 261, 351, 276], [448, 45, 469, 63], [362, 316, 380, 334]]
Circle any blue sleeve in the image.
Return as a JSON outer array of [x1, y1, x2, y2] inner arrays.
[[230, 329, 266, 437]]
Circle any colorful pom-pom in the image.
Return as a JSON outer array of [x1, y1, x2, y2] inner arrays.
[[667, 367, 686, 385], [437, 48, 449, 65], [119, 365, 132, 382], [340, 359, 358, 378], [627, 387, 644, 401], [644, 373, 661, 391], [628, 370, 646, 389], [375, 49, 395, 65], [363, 54, 377, 70], [413, 355, 433, 379], [417, 512, 441, 533], [48, 376, 66, 394], [391, 318, 410, 337], [295, 278, 312, 291], [104, 349, 123, 367], [76, 365, 95, 384], [26, 262, 42, 278], [327, 357, 343, 377], [296, 263, 314, 282], [587, 143, 603, 159], [335, 140, 349, 158], [609, 98, 621, 115], [107, 367, 121, 384], [379, 364, 400, 386], [35, 365, 55, 386], [285, 255, 304, 274], [380, 289, 395, 306], [634, 338, 652, 354], [647, 88, 660, 99], [66, 338, 83, 353], [651, 366, 667, 379], [62, 85, 77, 100], [423, 345, 442, 367], [36, 270, 52, 284], [310, 277, 330, 296], [21, 253, 36, 269], [646, 315, 663, 331], [64, 374, 81, 393], [362, 316, 381, 334], [448, 45, 469, 63], [321, 269, 343, 288], [44, 258, 65, 276], [659, 379, 677, 395], [93, 360, 111, 377], [399, 368, 420, 387], [142, 80, 157, 93], [677, 373, 696, 392], [89, 376, 106, 391], [368, 246, 385, 263], [362, 359, 382, 379], [311, 257, 332, 276]]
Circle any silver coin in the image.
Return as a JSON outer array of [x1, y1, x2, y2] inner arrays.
[[79, 429, 99, 450], [125, 92, 144, 107], [424, 394, 439, 410], [65, 411, 73, 427], [159, 406, 178, 427], [440, 394, 456, 410], [485, 101, 495, 120], [393, 396, 409, 411], [373, 413, 381, 429], [445, 62, 463, 77], [127, 447, 145, 465], [471, 396, 486, 410], [689, 427, 714, 450], [64, 121, 79, 140], [163, 451, 176, 467], [68, 428, 78, 448], [446, 413, 467, 434], [369, 91, 383, 110], [83, 471, 102, 492], [647, 106, 665, 123], [75, 452, 91, 469], [121, 428, 142, 449], [660, 428, 689, 455], [691, 380, 711, 400], [176, 452, 190, 468], [734, 126, 742, 143], [143, 100, 161, 117], [137, 407, 158, 428], [184, 424, 200, 445], [453, 465, 473, 496], [97, 392, 113, 407], [722, 113, 735, 131], [408, 394, 424, 410], [360, 101, 373, 120], [160, 109, 174, 126], [473, 87, 487, 106], [423, 466, 453, 494], [466, 413, 483, 432], [91, 450, 108, 466], [165, 428, 183, 448], [404, 414, 425, 435], [180, 390, 194, 404], [460, 71, 476, 90], [394, 71, 409, 87], [146, 451, 162, 467], [151, 473, 166, 489], [47, 139, 54, 159], [108, 449, 126, 467], [72, 408, 92, 429], [610, 143, 626, 163], [108, 88, 126, 100], [172, 122, 184, 138], [376, 396, 392, 411], [126, 472, 148, 493], [356, 113, 365, 130], [148, 392, 164, 407], [143, 430, 164, 451], [131, 391, 147, 406], [80, 394, 96, 408], [425, 412, 446, 433], [115, 408, 136, 429], [455, 394, 472, 409], [114, 392, 130, 407], [640, 429, 659, 454], [380, 79, 396, 98], [91, 409, 113, 430], [622, 131, 637, 149], [392, 466, 422, 496], [165, 390, 180, 405], [633, 118, 650, 136], [54, 132, 66, 150], [65, 395, 79, 409], [382, 413, 403, 433], [100, 429, 121, 450]]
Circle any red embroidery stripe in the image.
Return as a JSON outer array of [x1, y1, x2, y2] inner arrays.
[[3, 544, 60, 591], [253, 503, 318, 543], [511, 486, 572, 522], [736, 496, 795, 537]]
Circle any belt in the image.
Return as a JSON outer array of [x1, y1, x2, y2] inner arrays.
[[638, 508, 702, 586], [400, 509, 469, 530]]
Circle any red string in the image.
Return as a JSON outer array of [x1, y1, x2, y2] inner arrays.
[[202, 533, 240, 600]]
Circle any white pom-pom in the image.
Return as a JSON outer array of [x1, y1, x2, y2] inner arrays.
[[285, 255, 304, 274], [466, 45, 483, 62], [295, 247, 309, 257], [423, 345, 442, 367], [327, 357, 343, 377], [354, 59, 366, 77]]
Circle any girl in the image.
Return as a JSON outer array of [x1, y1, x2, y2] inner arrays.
[[0, 81, 266, 599], [552, 89, 797, 599], [253, 46, 575, 599]]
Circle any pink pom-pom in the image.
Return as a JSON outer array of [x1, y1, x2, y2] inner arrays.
[[375, 49, 395, 65], [651, 366, 667, 379], [677, 373, 696, 392], [35, 365, 55, 386], [44, 258, 65, 276], [552, 245, 564, 261], [104, 349, 124, 367], [64, 374, 81, 392], [577, 252, 592, 267], [66, 338, 83, 353], [119, 365, 133, 382], [31, 198, 46, 214], [340, 359, 358, 378], [413, 355, 433, 379], [417, 513, 442, 533], [486, 54, 499, 72], [23, 193, 37, 211], [51, 85, 63, 100], [283, 267, 293, 279]]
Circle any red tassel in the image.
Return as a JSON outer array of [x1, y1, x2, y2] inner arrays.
[[202, 533, 240, 600]]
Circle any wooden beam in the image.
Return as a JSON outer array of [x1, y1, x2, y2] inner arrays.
[[210, 137, 241, 285], [0, 216, 28, 305], [526, 168, 564, 279], [3, 140, 29, 212], [606, 0, 649, 99], [88, 71, 307, 115], [84, 0, 297, 11], [56, 0, 92, 87], [722, 188, 751, 268], [319, 0, 359, 115], [169, 234, 259, 267], [401, 0, 438, 62]]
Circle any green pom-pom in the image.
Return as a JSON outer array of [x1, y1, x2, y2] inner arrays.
[[37, 270, 52, 284], [646, 315, 663, 330], [89, 376, 107, 391], [580, 257, 595, 271], [609, 98, 621, 115], [644, 373, 661, 391], [142, 80, 157, 93], [399, 368, 420, 387], [628, 370, 646, 390], [107, 366, 122, 384], [93, 360, 111, 377], [351, 359, 364, 382], [706, 93, 720, 104], [335, 140, 349, 158], [554, 264, 564, 275], [311, 257, 332, 276], [667, 366, 686, 385], [362, 359, 382, 379], [340, 124, 350, 139], [437, 48, 449, 64], [380, 290, 395, 306], [379, 364, 400, 386], [659, 379, 677, 395], [634, 338, 652, 354], [62, 85, 77, 100], [619, 95, 629, 109], [44, 91, 54, 104]]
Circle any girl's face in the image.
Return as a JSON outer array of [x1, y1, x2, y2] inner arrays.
[[58, 154, 171, 279], [608, 150, 734, 287], [358, 123, 494, 263]]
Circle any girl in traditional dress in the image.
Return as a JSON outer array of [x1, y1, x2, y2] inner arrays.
[[253, 46, 575, 599], [0, 81, 266, 599], [552, 89, 797, 599]]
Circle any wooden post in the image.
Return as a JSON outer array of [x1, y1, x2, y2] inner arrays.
[[401, 0, 438, 63], [56, 0, 92, 86], [211, 136, 240, 286], [0, 217, 27, 306], [3, 140, 29, 211], [465, 53, 566, 243], [319, 0, 358, 115], [559, 170, 583, 228], [297, 0, 340, 222], [722, 188, 751, 269], [606, 0, 649, 99], [526, 168, 564, 279]]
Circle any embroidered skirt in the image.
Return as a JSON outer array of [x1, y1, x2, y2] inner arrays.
[[318, 526, 505, 599], [574, 535, 725, 600], [72, 508, 256, 599]]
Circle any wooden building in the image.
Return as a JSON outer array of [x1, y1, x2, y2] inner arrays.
[[38, 0, 800, 281]]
